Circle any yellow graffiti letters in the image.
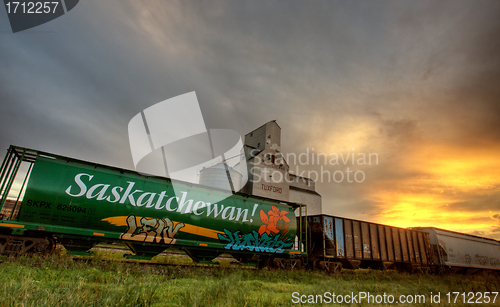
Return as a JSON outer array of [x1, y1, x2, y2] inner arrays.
[[119, 214, 184, 244]]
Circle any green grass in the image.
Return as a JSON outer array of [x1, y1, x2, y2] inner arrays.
[[0, 249, 499, 306]]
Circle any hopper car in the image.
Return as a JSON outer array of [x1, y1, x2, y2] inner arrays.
[[0, 146, 307, 268], [305, 215, 433, 273], [412, 227, 500, 273], [1, 145, 500, 273]]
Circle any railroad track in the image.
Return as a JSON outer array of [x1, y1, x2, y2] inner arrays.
[[65, 244, 256, 271], [89, 245, 236, 262], [71, 253, 257, 272]]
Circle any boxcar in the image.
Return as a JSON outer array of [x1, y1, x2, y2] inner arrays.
[[305, 214, 433, 272], [0, 146, 307, 267], [412, 227, 500, 273]]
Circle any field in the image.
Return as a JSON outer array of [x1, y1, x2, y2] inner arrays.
[[0, 249, 499, 306]]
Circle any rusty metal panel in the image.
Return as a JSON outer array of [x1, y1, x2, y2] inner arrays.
[[311, 216, 322, 231], [385, 226, 394, 261], [407, 230, 415, 263], [323, 216, 335, 256], [309, 216, 325, 257], [400, 229, 409, 262], [412, 231, 421, 263], [370, 223, 380, 260], [335, 218, 345, 257], [353, 221, 362, 259], [361, 222, 371, 259], [418, 232, 428, 264], [378, 225, 387, 261], [392, 228, 402, 261], [344, 219, 354, 259]]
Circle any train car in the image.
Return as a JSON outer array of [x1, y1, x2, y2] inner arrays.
[[412, 227, 500, 273], [305, 214, 433, 272], [0, 146, 308, 268]]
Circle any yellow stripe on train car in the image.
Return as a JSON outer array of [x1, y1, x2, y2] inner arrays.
[[0, 223, 25, 228]]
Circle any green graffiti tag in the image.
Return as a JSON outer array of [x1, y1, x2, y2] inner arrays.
[[218, 229, 293, 253]]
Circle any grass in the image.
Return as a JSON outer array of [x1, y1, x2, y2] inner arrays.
[[0, 249, 499, 306]]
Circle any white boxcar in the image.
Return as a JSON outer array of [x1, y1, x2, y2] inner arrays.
[[413, 227, 500, 271]]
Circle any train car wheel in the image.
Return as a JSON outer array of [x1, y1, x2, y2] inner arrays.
[[43, 236, 56, 255], [29, 236, 56, 255]]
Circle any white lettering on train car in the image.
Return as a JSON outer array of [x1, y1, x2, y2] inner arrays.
[[64, 172, 256, 222]]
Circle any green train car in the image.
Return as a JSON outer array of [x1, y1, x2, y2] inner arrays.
[[0, 146, 307, 267]]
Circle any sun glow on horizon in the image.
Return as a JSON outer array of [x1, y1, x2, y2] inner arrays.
[[368, 142, 500, 239]]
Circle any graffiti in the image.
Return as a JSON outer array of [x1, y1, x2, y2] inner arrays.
[[120, 214, 184, 244], [216, 205, 295, 253], [259, 206, 292, 237], [475, 254, 490, 266], [218, 229, 293, 253], [490, 257, 500, 266]]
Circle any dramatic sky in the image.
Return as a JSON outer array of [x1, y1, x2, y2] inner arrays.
[[1, 1, 499, 238]]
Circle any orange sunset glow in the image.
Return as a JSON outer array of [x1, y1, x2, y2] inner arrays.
[[363, 141, 500, 238]]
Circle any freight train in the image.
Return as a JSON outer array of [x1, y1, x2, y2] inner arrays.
[[1, 146, 499, 273]]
